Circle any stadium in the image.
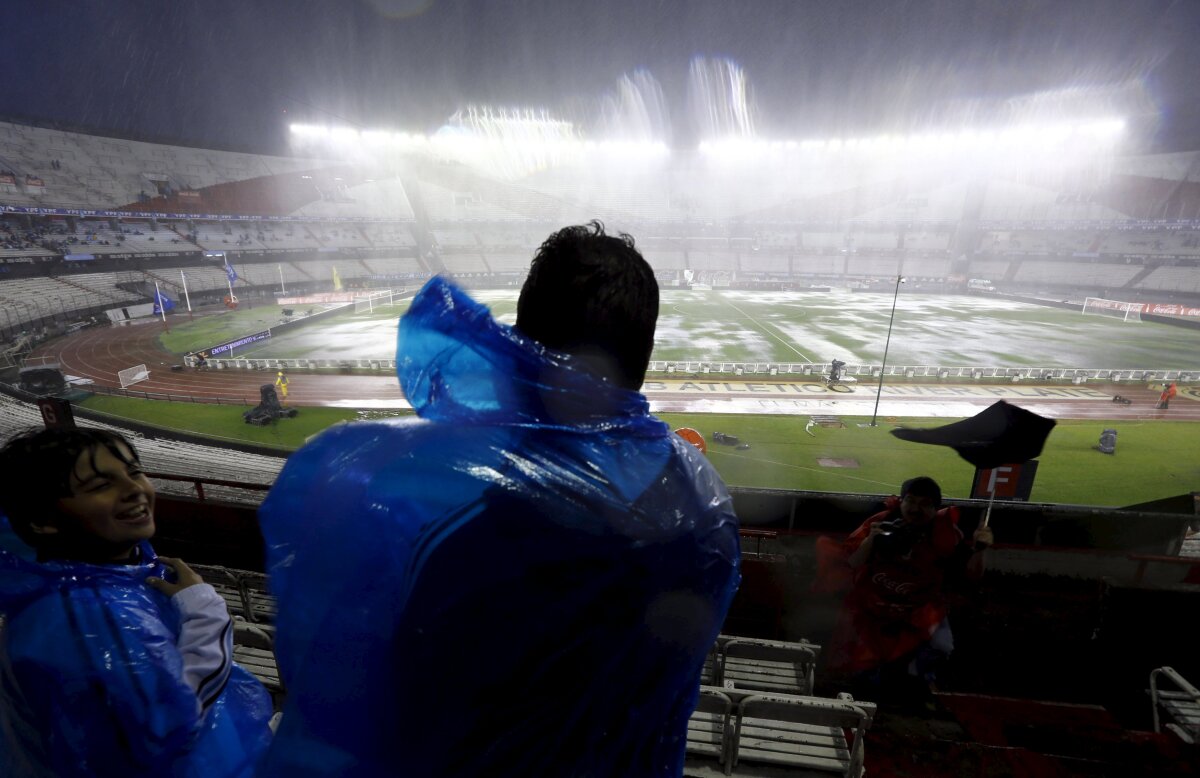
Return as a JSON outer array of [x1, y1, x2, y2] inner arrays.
[[2, 3, 1199, 775]]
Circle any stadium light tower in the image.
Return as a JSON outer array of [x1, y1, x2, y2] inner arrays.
[[870, 275, 906, 427]]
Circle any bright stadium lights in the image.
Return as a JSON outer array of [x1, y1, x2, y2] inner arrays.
[[697, 116, 1126, 158], [290, 114, 669, 176]]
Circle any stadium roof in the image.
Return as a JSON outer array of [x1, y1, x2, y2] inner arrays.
[[6, 0, 1198, 155]]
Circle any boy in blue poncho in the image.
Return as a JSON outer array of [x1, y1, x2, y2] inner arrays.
[[0, 428, 273, 778], [259, 221, 741, 777]]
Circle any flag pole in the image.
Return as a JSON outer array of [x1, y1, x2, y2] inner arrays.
[[154, 280, 169, 333], [982, 487, 996, 528], [180, 269, 193, 320], [278, 264, 286, 294]]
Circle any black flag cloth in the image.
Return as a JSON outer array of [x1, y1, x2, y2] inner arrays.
[[889, 400, 1056, 469]]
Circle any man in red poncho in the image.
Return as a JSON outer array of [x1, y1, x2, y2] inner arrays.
[[1157, 382, 1177, 410], [816, 476, 993, 693]]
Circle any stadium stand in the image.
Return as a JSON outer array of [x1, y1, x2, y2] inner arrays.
[[291, 178, 416, 220], [979, 181, 1128, 222], [1013, 260, 1142, 287], [983, 230, 1100, 255], [965, 259, 1011, 278], [361, 255, 425, 276], [54, 270, 144, 301], [431, 227, 482, 249], [1150, 666, 1200, 745], [793, 255, 846, 275], [756, 230, 798, 249], [473, 224, 537, 249], [360, 222, 417, 248], [901, 232, 952, 251], [482, 251, 532, 273], [802, 232, 847, 250], [740, 253, 790, 274], [899, 257, 953, 276], [643, 249, 687, 271], [0, 275, 142, 324], [690, 251, 736, 271], [844, 257, 904, 278], [440, 252, 488, 275], [848, 232, 899, 251], [1135, 265, 1200, 293], [0, 120, 326, 210], [314, 225, 371, 249]]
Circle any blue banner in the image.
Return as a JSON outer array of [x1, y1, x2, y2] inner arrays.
[[196, 329, 272, 359], [225, 262, 238, 283], [152, 290, 175, 315]]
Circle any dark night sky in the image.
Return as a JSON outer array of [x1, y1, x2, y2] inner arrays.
[[4, 0, 1197, 153]]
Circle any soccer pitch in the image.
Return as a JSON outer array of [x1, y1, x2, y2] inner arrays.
[[204, 289, 1200, 370]]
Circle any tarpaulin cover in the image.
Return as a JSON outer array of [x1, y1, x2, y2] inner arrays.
[[0, 524, 272, 778], [258, 276, 741, 777]]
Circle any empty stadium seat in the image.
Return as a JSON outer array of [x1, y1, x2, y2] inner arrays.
[[685, 686, 875, 777], [721, 638, 819, 697], [1150, 666, 1200, 744]]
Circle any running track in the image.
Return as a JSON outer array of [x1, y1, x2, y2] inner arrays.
[[31, 317, 1200, 422]]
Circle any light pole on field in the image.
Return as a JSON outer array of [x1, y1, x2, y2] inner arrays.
[[870, 275, 906, 427]]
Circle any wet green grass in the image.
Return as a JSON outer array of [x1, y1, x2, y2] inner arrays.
[[657, 413, 1200, 506], [159, 290, 1200, 369], [158, 305, 298, 354], [77, 393, 1200, 507]]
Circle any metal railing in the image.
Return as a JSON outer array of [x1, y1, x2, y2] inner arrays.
[[193, 356, 1194, 384]]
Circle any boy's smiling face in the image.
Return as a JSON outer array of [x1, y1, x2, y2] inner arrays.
[[38, 443, 156, 558]]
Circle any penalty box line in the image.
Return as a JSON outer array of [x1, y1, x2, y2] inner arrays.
[[722, 299, 813, 363]]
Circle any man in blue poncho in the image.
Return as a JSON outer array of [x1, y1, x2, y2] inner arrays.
[[0, 428, 273, 777], [259, 221, 741, 776]]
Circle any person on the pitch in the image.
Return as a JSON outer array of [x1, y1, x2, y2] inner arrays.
[[1157, 381, 1176, 410], [275, 371, 289, 402]]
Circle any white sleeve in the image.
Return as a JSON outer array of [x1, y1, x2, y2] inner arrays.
[[171, 583, 234, 710]]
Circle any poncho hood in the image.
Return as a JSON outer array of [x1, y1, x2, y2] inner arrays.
[[397, 275, 667, 436]]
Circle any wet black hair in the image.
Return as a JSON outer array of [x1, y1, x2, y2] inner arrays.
[[516, 220, 659, 390], [900, 475, 942, 507], [0, 427, 142, 548]]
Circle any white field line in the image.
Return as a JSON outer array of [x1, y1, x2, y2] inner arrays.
[[709, 449, 895, 489], [721, 299, 813, 362]]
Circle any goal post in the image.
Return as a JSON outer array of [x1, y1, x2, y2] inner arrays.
[[1082, 297, 1143, 322], [118, 364, 150, 388], [353, 289, 395, 314]]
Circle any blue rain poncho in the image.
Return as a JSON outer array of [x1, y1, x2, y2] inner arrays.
[[259, 276, 741, 777], [0, 527, 273, 778]]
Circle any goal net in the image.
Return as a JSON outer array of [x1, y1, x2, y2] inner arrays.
[[353, 290, 395, 314], [1082, 297, 1143, 322], [118, 363, 150, 388]]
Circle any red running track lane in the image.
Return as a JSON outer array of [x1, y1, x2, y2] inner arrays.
[[30, 319, 1200, 422], [33, 319, 401, 406]]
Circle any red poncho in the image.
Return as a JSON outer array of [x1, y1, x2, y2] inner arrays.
[[816, 497, 965, 675]]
